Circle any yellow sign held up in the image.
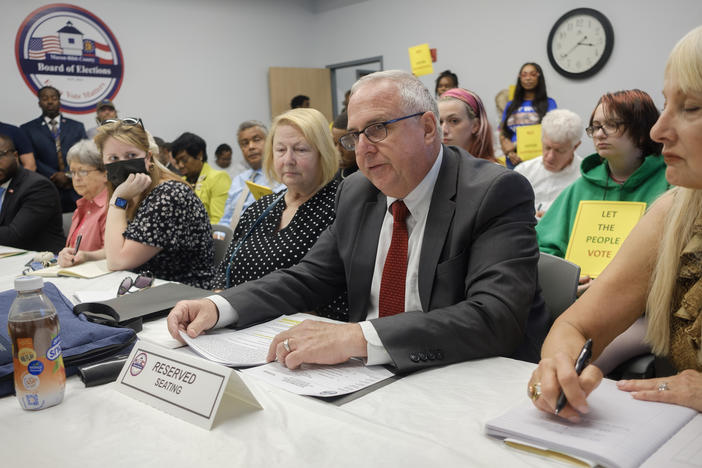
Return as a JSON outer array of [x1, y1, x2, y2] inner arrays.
[[565, 201, 647, 277], [516, 124, 543, 161], [508, 84, 516, 101], [245, 180, 274, 200], [408, 44, 434, 77]]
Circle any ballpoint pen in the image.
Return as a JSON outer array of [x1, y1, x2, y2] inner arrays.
[[555, 338, 592, 415], [73, 234, 83, 256]]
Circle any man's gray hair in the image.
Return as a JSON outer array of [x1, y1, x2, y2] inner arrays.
[[66, 139, 104, 171], [541, 109, 583, 147], [237, 120, 268, 137], [351, 70, 440, 132]]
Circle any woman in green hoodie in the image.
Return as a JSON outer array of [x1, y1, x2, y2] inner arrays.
[[537, 90, 670, 271]]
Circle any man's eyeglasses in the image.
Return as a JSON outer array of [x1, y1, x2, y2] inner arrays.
[[0, 149, 17, 158], [339, 112, 425, 151], [67, 168, 101, 179], [117, 272, 154, 296], [586, 121, 624, 138], [101, 117, 144, 128]]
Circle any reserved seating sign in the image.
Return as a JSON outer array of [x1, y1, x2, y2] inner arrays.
[[115, 340, 262, 430], [565, 201, 647, 277]]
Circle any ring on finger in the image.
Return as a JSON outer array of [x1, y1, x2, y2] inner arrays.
[[528, 382, 542, 401], [658, 381, 670, 392], [283, 338, 291, 353]]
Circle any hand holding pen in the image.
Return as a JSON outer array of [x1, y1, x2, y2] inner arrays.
[[555, 339, 593, 415]]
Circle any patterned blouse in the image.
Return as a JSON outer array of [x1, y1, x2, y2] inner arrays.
[[124, 180, 214, 288], [213, 179, 349, 321]]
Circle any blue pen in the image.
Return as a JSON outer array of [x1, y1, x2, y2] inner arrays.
[[555, 338, 592, 415]]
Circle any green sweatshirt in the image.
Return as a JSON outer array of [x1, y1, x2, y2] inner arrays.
[[536, 153, 671, 257]]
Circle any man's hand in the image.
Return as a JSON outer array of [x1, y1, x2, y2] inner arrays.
[[266, 321, 367, 369], [167, 299, 219, 343], [50, 171, 72, 189]]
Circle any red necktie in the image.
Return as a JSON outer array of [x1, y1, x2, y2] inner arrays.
[[379, 200, 409, 317]]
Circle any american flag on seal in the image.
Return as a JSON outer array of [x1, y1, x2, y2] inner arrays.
[[28, 35, 62, 60]]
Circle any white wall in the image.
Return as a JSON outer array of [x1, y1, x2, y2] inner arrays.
[[3, 0, 701, 160], [311, 0, 702, 155]]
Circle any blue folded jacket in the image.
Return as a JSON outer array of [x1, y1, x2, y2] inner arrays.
[[0, 281, 135, 397]]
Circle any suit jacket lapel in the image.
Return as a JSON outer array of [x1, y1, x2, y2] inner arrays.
[[418, 146, 458, 311], [348, 190, 387, 322]]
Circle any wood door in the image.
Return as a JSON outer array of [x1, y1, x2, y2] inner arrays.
[[269, 67, 333, 122]]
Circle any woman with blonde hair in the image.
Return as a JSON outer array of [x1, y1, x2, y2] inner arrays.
[[528, 25, 702, 419], [95, 118, 214, 288], [212, 108, 347, 320]]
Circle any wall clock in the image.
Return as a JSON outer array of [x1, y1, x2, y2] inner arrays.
[[547, 8, 614, 79]]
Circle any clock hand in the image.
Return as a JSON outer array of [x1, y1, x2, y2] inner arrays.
[[560, 35, 587, 59]]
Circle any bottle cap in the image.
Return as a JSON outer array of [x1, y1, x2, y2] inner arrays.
[[14, 275, 44, 292]]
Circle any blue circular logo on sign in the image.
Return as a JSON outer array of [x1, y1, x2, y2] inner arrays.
[[15, 3, 124, 114], [28, 360, 44, 375]]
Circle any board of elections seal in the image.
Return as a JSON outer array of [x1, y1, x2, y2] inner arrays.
[[130, 352, 148, 377], [15, 3, 124, 114]]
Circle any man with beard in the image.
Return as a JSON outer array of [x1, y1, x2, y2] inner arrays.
[[21, 86, 87, 212], [0, 134, 65, 252]]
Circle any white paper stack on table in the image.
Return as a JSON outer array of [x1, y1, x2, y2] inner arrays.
[[485, 379, 698, 468], [180, 312, 394, 397]]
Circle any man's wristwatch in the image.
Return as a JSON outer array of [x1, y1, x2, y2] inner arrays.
[[112, 197, 128, 209]]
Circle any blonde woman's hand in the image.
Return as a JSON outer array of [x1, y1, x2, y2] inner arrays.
[[112, 173, 151, 201], [617, 370, 702, 412]]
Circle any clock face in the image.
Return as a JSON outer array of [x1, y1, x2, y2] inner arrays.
[[548, 8, 614, 79]]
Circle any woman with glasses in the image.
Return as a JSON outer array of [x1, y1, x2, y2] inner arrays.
[[57, 139, 109, 267], [537, 89, 670, 298], [94, 119, 214, 288], [212, 108, 348, 320], [438, 88, 498, 163], [528, 26, 702, 418], [500, 62, 557, 168]]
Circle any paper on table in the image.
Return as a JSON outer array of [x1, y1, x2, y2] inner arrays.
[[33, 259, 111, 278], [241, 359, 394, 397], [486, 379, 697, 468], [179, 313, 331, 367], [73, 290, 116, 303], [641, 416, 702, 468], [0, 247, 25, 259]]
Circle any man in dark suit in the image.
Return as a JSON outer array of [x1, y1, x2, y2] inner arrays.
[[168, 70, 548, 372], [20, 86, 87, 212], [0, 134, 65, 253]]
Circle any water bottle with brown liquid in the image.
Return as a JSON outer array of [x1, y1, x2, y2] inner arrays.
[[8, 276, 65, 410]]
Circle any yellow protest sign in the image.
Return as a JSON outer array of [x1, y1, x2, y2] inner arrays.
[[408, 44, 433, 77], [516, 124, 543, 161], [245, 180, 273, 200], [508, 84, 516, 101], [565, 201, 647, 277]]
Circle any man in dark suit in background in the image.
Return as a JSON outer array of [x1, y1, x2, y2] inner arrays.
[[168, 70, 548, 372], [20, 86, 87, 212], [0, 134, 65, 253]]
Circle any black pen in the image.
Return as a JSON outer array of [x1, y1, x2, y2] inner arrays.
[[555, 338, 592, 415], [73, 234, 83, 255]]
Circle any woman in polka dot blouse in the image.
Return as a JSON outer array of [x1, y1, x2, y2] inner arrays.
[[213, 108, 348, 320]]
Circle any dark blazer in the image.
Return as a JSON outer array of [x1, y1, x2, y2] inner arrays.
[[0, 167, 65, 253], [222, 145, 548, 371], [20, 115, 86, 211]]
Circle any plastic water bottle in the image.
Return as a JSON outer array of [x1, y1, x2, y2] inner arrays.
[[8, 276, 65, 410]]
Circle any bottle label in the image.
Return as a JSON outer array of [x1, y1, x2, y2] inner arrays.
[[46, 335, 62, 361], [27, 360, 44, 375]]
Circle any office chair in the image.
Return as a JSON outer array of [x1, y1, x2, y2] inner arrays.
[[211, 224, 233, 266]]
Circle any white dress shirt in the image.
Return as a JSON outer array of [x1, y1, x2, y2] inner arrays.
[[212, 146, 444, 367]]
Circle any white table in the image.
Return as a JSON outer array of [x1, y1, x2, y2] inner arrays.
[[0, 251, 600, 467]]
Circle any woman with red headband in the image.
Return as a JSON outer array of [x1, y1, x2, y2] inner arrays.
[[438, 88, 499, 164]]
